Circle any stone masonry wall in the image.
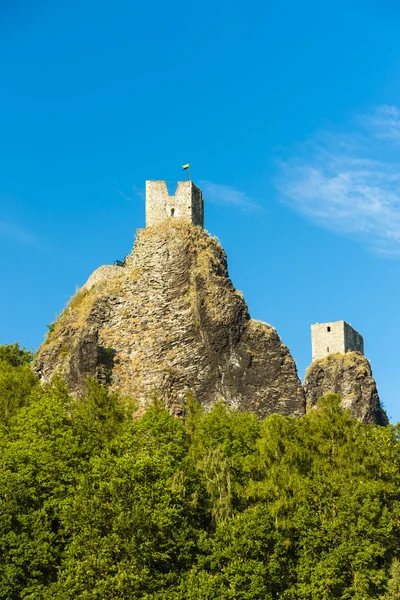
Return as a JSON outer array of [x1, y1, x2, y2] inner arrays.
[[191, 184, 204, 226], [145, 181, 204, 227], [311, 321, 364, 361], [344, 322, 364, 355]]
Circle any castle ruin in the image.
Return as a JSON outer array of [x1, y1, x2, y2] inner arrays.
[[145, 181, 204, 228], [311, 321, 364, 362]]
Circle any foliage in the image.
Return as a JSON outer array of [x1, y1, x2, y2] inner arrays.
[[181, 505, 293, 599], [0, 356, 399, 599], [52, 406, 205, 599], [0, 344, 38, 429], [0, 343, 34, 367], [382, 558, 400, 599], [0, 376, 126, 599]]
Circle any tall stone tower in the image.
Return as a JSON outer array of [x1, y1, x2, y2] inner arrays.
[[145, 181, 204, 228], [311, 321, 364, 362]]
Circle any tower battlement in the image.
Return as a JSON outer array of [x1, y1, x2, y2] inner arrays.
[[145, 181, 204, 228], [311, 321, 364, 362]]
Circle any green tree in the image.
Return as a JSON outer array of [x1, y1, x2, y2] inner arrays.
[[382, 558, 400, 599], [1, 383, 399, 599], [186, 400, 260, 521], [0, 343, 34, 367], [53, 404, 206, 599], [182, 505, 293, 599], [0, 357, 38, 430], [0, 378, 127, 600], [249, 396, 400, 599], [70, 378, 127, 456]]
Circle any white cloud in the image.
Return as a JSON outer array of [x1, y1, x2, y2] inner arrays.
[[276, 106, 400, 256], [199, 180, 262, 212]]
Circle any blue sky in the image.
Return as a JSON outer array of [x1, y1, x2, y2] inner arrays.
[[2, 0, 400, 420]]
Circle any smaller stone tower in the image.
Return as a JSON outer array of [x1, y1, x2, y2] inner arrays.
[[145, 181, 204, 228], [311, 321, 364, 362]]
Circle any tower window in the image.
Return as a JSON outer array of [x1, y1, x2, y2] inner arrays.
[[327, 326, 331, 332], [327, 347, 330, 352], [171, 208, 175, 217]]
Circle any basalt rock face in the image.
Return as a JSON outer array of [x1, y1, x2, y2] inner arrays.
[[35, 221, 305, 418], [304, 352, 388, 425]]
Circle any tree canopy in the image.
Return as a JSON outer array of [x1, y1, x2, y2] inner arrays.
[[0, 344, 399, 599]]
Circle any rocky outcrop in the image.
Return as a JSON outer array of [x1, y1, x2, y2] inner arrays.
[[304, 352, 388, 425], [35, 221, 305, 418]]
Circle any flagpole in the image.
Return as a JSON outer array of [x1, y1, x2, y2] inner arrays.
[[182, 163, 191, 181]]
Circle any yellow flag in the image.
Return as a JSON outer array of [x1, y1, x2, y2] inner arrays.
[[182, 163, 190, 170]]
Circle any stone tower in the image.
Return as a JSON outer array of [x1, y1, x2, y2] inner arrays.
[[145, 181, 204, 228], [311, 321, 364, 362]]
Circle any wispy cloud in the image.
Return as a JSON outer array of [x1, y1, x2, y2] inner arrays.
[[361, 105, 400, 143], [114, 183, 144, 202], [276, 106, 400, 256], [199, 180, 262, 212], [115, 187, 133, 202], [0, 217, 34, 245]]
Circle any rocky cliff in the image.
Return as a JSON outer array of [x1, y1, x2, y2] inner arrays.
[[35, 222, 305, 418], [304, 352, 388, 425]]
